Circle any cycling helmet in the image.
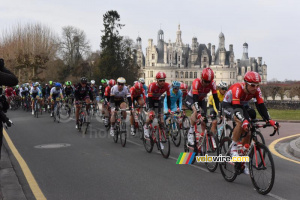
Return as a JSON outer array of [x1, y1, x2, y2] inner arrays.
[[32, 83, 37, 87], [156, 72, 166, 79], [139, 78, 145, 84], [81, 77, 88, 84], [15, 85, 19, 89], [180, 83, 188, 90], [55, 83, 61, 87], [101, 79, 107, 84], [108, 79, 116, 87], [218, 81, 228, 89], [65, 81, 71, 86], [134, 82, 143, 90], [117, 77, 126, 84], [49, 81, 53, 85], [91, 80, 95, 85], [201, 68, 214, 82], [244, 71, 261, 84], [172, 81, 181, 88]]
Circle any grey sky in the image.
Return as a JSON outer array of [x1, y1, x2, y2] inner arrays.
[[1, 0, 299, 81]]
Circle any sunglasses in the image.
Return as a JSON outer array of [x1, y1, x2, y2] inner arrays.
[[158, 80, 165, 82], [221, 88, 227, 91], [173, 87, 179, 90], [118, 83, 124, 86], [246, 82, 259, 88], [203, 80, 211, 84]]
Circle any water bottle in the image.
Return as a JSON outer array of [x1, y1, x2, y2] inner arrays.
[[237, 142, 243, 156], [217, 125, 224, 137], [242, 144, 250, 156]]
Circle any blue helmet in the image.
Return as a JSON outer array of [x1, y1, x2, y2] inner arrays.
[[172, 81, 181, 88], [55, 83, 61, 87]]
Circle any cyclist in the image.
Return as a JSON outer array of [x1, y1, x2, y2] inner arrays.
[[164, 81, 182, 114], [129, 82, 146, 135], [99, 79, 108, 100], [102, 79, 116, 127], [184, 68, 220, 146], [5, 86, 16, 107], [20, 84, 29, 98], [74, 77, 94, 129], [90, 80, 98, 106], [109, 77, 131, 136], [30, 83, 42, 115], [143, 72, 171, 140], [208, 81, 228, 134], [50, 83, 64, 117], [222, 71, 280, 158], [64, 81, 74, 100]]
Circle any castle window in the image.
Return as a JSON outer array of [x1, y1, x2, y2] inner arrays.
[[190, 72, 193, 78], [178, 56, 181, 61], [180, 72, 184, 78], [152, 54, 155, 59], [178, 64, 180, 68], [152, 63, 154, 66], [203, 57, 207, 62], [150, 71, 153, 77], [175, 71, 179, 78], [194, 72, 197, 78], [185, 72, 188, 78], [233, 72, 235, 78], [230, 72, 232, 79]]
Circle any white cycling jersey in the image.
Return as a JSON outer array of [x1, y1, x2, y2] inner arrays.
[[50, 87, 63, 96], [110, 85, 130, 101]]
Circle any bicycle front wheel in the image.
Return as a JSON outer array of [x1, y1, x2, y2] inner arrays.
[[120, 121, 127, 147], [157, 127, 170, 159], [171, 122, 181, 147], [203, 133, 219, 172], [219, 136, 237, 182], [143, 130, 153, 153], [113, 125, 119, 143], [249, 142, 275, 195]]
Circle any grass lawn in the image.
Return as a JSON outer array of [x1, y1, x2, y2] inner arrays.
[[185, 109, 300, 121]]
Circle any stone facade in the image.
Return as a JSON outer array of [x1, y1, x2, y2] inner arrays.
[[137, 25, 267, 86]]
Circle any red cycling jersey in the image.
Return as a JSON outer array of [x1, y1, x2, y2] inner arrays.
[[182, 90, 188, 98], [188, 78, 217, 100], [5, 87, 15, 97], [148, 82, 171, 100], [223, 82, 264, 105], [130, 87, 146, 101], [104, 86, 111, 97]]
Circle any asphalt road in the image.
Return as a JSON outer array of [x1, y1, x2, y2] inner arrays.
[[3, 109, 300, 200]]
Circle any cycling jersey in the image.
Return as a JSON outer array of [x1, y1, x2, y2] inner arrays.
[[142, 84, 148, 96], [164, 88, 182, 113], [110, 85, 130, 101], [5, 87, 15, 97], [20, 88, 29, 97], [188, 78, 217, 100], [50, 87, 63, 100], [74, 84, 93, 101], [148, 82, 170, 100], [30, 87, 42, 98], [208, 90, 225, 106], [130, 87, 146, 102], [223, 82, 264, 106], [64, 86, 74, 97]]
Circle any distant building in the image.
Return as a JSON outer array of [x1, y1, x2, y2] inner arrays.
[[137, 25, 267, 86]]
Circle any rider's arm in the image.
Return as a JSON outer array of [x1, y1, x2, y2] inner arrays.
[[88, 87, 94, 101], [178, 91, 182, 110], [212, 93, 220, 111], [255, 103, 270, 121], [232, 104, 250, 121]]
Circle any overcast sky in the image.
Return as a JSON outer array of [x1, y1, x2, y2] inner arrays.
[[1, 0, 299, 81]]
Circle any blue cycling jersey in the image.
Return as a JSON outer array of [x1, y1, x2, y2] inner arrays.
[[143, 84, 148, 96], [164, 88, 182, 113]]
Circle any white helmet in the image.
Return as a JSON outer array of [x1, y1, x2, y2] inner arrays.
[[218, 81, 228, 89], [117, 77, 126, 84], [91, 80, 95, 84], [138, 78, 145, 84]]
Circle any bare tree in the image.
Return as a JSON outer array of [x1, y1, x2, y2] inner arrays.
[[59, 26, 91, 77], [0, 23, 59, 82]]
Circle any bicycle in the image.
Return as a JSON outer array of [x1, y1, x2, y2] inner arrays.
[[143, 112, 170, 159], [165, 111, 181, 147], [184, 113, 219, 172], [219, 119, 278, 195], [33, 98, 41, 118], [77, 102, 92, 134], [112, 108, 130, 147]]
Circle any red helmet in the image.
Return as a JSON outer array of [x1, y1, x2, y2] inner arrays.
[[201, 68, 214, 82], [134, 82, 143, 90], [180, 83, 188, 90], [156, 72, 166, 79], [108, 79, 116, 87], [244, 71, 261, 84]]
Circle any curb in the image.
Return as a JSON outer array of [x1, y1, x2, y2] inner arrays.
[[288, 137, 300, 158], [0, 146, 27, 200]]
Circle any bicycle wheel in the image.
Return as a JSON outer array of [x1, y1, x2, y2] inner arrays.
[[249, 142, 275, 195], [57, 105, 60, 123], [157, 127, 170, 159], [203, 133, 219, 172], [120, 120, 127, 147], [222, 124, 233, 139], [219, 136, 237, 182], [255, 131, 266, 146], [113, 125, 119, 143], [35, 102, 39, 118], [138, 113, 145, 140], [143, 128, 154, 153], [171, 121, 181, 147]]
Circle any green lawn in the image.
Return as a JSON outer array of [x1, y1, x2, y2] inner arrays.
[[185, 109, 300, 121]]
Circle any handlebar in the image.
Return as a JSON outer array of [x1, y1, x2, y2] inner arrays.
[[252, 120, 280, 137]]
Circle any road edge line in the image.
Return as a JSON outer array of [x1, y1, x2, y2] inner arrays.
[[269, 133, 300, 165], [3, 129, 46, 200]]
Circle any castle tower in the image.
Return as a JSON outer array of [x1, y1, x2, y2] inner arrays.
[[176, 24, 183, 46], [219, 32, 225, 49], [242, 42, 249, 60], [157, 29, 164, 63], [211, 45, 216, 65]]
